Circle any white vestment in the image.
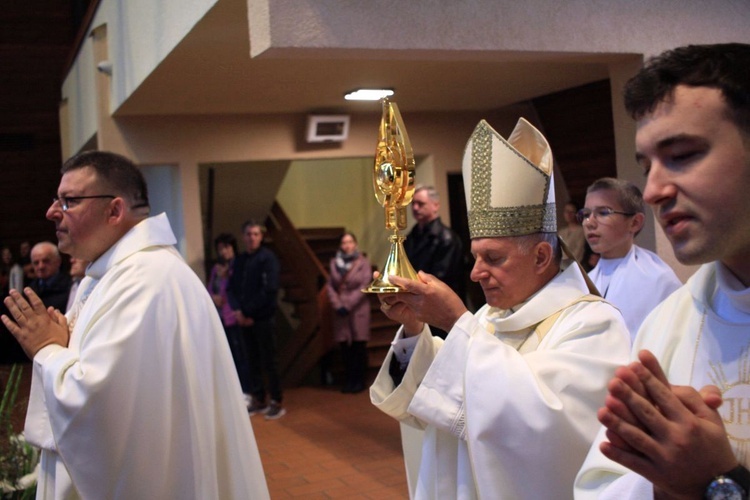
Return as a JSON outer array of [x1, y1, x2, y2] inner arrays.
[[575, 262, 750, 499], [371, 264, 630, 499], [24, 213, 269, 500], [588, 245, 681, 341]]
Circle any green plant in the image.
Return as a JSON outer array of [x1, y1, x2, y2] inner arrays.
[[0, 365, 38, 499]]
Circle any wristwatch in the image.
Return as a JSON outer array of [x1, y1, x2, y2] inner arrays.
[[705, 464, 750, 500]]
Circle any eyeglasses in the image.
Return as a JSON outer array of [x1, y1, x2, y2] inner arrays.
[[52, 195, 115, 212], [576, 207, 636, 224]]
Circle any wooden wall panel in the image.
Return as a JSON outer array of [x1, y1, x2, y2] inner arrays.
[[532, 79, 617, 209], [0, 3, 82, 255]]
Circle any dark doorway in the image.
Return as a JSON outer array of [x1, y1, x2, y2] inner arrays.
[[447, 173, 485, 311]]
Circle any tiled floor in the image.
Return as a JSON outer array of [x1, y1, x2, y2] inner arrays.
[[250, 386, 409, 499]]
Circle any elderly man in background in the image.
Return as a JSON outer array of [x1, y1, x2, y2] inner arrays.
[[28, 241, 71, 313]]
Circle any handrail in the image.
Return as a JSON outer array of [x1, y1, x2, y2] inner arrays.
[[270, 202, 329, 280], [266, 201, 331, 386]]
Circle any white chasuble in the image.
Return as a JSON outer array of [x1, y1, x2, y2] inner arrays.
[[575, 263, 750, 499], [588, 245, 681, 341], [372, 264, 630, 499], [24, 214, 269, 500]]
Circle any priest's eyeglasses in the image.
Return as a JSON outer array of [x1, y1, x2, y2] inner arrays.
[[576, 207, 636, 224], [53, 195, 115, 212]]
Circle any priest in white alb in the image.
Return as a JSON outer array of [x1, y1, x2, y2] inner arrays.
[[370, 118, 631, 499], [2, 151, 269, 499]]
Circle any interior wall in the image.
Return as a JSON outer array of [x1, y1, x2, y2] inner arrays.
[[272, 154, 444, 268], [141, 164, 185, 254], [276, 157, 385, 263], [202, 160, 291, 244], [109, 106, 535, 275]]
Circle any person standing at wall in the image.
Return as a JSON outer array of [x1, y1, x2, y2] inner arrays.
[[559, 201, 587, 263], [208, 232, 252, 406], [1, 245, 24, 294], [228, 220, 285, 419], [326, 231, 372, 394], [18, 241, 34, 282], [404, 185, 465, 338]]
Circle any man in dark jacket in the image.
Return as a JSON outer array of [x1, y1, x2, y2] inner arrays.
[[404, 186, 465, 338], [228, 220, 284, 419]]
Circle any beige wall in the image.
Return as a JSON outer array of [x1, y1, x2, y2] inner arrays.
[[201, 160, 291, 241], [276, 158, 384, 263], [98, 108, 533, 277]]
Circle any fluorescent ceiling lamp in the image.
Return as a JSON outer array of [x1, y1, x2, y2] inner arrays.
[[344, 89, 394, 101]]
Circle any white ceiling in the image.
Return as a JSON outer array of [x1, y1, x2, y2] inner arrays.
[[116, 0, 632, 117]]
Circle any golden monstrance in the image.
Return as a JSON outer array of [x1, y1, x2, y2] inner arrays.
[[363, 98, 419, 293]]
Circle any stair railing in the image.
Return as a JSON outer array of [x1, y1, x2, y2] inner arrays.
[[266, 201, 333, 386]]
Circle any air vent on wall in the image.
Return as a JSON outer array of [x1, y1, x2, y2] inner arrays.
[[306, 115, 350, 143]]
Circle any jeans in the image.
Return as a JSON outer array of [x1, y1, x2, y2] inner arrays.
[[224, 324, 251, 394], [244, 318, 283, 403]]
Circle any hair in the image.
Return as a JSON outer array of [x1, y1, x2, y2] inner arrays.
[[624, 43, 750, 135], [513, 232, 562, 264], [1, 245, 14, 266], [341, 231, 357, 244], [62, 151, 150, 210], [214, 232, 238, 255], [241, 220, 266, 234], [586, 177, 645, 215], [414, 185, 440, 202], [31, 241, 61, 261]]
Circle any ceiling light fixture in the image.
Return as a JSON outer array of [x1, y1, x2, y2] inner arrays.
[[344, 88, 394, 101]]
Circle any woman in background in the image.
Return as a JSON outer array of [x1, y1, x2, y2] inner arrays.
[[208, 233, 251, 406], [1, 245, 24, 294], [326, 232, 371, 393]]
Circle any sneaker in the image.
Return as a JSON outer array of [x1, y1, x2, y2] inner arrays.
[[247, 399, 269, 416], [264, 401, 286, 420]]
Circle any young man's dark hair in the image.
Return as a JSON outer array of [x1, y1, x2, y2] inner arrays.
[[624, 43, 750, 134]]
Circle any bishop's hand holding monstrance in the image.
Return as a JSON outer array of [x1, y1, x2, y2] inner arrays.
[[363, 99, 420, 293]]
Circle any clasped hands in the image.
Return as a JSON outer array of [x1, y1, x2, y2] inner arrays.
[[376, 271, 468, 336], [599, 349, 737, 499], [233, 310, 255, 327], [1, 287, 69, 359]]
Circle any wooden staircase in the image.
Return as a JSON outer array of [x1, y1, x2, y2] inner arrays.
[[266, 203, 399, 387]]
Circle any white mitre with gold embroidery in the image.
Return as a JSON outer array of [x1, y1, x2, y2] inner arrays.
[[462, 118, 555, 238]]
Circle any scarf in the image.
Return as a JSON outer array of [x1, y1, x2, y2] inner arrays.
[[334, 249, 360, 277]]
